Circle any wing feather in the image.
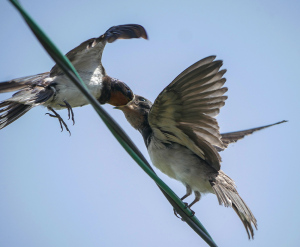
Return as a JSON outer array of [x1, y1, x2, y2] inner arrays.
[[149, 56, 227, 170], [50, 24, 148, 76], [171, 56, 217, 86], [215, 120, 288, 151], [0, 72, 49, 93]]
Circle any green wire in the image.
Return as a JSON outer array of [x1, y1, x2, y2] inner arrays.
[[8, 1, 217, 246]]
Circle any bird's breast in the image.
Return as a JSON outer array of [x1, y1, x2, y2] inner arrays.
[[148, 139, 178, 179], [47, 68, 104, 109], [147, 137, 215, 193]]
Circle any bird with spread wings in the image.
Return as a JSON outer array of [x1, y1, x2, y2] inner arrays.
[[0, 24, 148, 134], [117, 56, 286, 239]]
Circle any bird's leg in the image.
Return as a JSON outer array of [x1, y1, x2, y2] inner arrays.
[[46, 107, 71, 135], [59, 100, 75, 125], [181, 184, 192, 202], [173, 185, 192, 218], [187, 191, 201, 215]]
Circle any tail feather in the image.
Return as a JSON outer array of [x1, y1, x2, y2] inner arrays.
[[232, 203, 255, 239], [0, 101, 33, 129], [210, 171, 257, 239]]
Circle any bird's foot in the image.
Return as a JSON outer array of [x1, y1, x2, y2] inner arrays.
[[189, 209, 195, 217], [173, 202, 195, 221], [59, 100, 75, 125], [173, 208, 181, 219], [186, 202, 195, 217], [46, 107, 71, 135]]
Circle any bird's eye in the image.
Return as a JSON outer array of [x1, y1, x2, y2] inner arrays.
[[139, 97, 146, 102]]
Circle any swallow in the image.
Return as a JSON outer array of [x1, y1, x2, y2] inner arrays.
[[116, 56, 286, 239], [0, 24, 148, 134]]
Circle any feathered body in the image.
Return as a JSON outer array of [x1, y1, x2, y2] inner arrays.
[[0, 24, 148, 131], [148, 140, 214, 194], [118, 56, 286, 239]]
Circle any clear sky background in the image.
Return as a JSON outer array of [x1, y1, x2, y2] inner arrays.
[[0, 0, 299, 246]]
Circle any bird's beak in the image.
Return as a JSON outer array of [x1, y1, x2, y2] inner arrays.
[[108, 91, 132, 106], [114, 105, 124, 110], [114, 104, 133, 111], [114, 95, 137, 110], [114, 97, 137, 113]]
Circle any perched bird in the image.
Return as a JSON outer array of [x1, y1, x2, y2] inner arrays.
[[116, 56, 286, 239], [0, 24, 148, 134]]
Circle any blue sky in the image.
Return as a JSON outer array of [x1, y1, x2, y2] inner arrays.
[[0, 0, 299, 246]]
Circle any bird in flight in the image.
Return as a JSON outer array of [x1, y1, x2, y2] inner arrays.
[[0, 24, 148, 134], [116, 56, 286, 239]]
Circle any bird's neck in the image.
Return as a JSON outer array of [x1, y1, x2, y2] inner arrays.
[[98, 76, 112, 104], [138, 117, 153, 148]]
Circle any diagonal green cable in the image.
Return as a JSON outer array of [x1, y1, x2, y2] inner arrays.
[[9, 1, 217, 246]]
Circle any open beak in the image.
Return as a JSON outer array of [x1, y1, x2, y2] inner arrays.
[[114, 95, 136, 110], [114, 105, 125, 110]]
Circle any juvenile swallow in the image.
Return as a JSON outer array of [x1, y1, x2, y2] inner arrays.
[[0, 24, 148, 134], [116, 56, 286, 239]]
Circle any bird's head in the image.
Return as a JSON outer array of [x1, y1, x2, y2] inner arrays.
[[99, 77, 134, 106], [115, 94, 152, 130]]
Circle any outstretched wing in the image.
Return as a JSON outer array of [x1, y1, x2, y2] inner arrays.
[[148, 56, 227, 170], [215, 120, 288, 151], [0, 72, 49, 93], [50, 24, 148, 76]]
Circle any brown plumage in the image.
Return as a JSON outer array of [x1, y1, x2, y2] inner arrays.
[[117, 56, 286, 239], [0, 24, 147, 133]]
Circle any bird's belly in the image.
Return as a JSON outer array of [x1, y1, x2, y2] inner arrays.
[[47, 71, 103, 109], [148, 141, 214, 193]]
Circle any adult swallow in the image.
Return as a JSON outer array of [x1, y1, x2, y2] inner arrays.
[[0, 24, 148, 134], [116, 56, 286, 239]]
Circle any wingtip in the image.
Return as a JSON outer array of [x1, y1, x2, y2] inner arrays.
[[105, 24, 149, 43], [137, 24, 148, 40], [211, 55, 224, 64], [280, 120, 288, 123], [126, 24, 148, 40], [272, 120, 288, 126]]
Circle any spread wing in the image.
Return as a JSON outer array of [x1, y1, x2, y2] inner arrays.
[[148, 56, 227, 170], [0, 72, 49, 93], [215, 120, 288, 151], [50, 24, 148, 76]]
